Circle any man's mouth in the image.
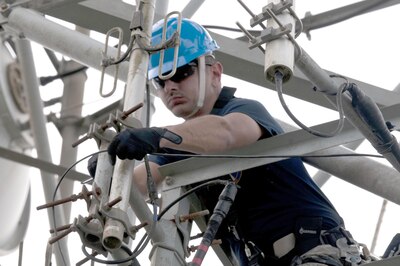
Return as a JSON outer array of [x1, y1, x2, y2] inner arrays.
[[168, 96, 185, 107]]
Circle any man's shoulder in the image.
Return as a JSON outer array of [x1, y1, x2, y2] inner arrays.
[[226, 96, 265, 109], [224, 96, 284, 136]]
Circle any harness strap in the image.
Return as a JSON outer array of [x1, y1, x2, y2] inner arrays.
[[211, 86, 237, 111]]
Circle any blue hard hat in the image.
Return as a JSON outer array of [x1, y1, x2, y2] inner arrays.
[[148, 17, 219, 80]]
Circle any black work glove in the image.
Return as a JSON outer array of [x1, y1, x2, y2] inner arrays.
[[107, 127, 182, 165], [87, 153, 98, 178]]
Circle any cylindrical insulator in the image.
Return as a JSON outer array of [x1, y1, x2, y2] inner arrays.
[[264, 0, 295, 83]]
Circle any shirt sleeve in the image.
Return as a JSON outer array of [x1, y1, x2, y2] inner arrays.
[[221, 98, 284, 138]]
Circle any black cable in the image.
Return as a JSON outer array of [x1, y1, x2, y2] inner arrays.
[[105, 37, 135, 66], [121, 244, 141, 266], [39, 66, 88, 86], [275, 70, 346, 138], [136, 31, 178, 53], [80, 235, 150, 265]]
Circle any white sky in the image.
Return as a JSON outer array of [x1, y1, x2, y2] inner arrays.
[[1, 1, 400, 265]]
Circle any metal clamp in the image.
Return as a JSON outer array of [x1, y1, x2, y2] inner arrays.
[[249, 23, 292, 50], [174, 214, 191, 258], [72, 122, 114, 148], [250, 0, 293, 27], [99, 27, 124, 98], [72, 102, 143, 147], [75, 215, 108, 256], [237, 0, 303, 58], [100, 202, 137, 240], [0, 0, 29, 18]]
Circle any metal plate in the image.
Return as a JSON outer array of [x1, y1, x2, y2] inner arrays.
[[0, 34, 32, 255]]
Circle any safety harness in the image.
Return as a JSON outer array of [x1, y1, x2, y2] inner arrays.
[[209, 87, 365, 266], [210, 86, 266, 265]]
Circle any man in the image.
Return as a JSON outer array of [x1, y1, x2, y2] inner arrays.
[[105, 18, 364, 265]]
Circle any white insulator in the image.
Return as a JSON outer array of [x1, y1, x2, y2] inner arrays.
[[264, 0, 296, 83]]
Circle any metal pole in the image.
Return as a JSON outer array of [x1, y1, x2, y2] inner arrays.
[[300, 0, 400, 36], [102, 0, 161, 251], [15, 37, 70, 266], [295, 48, 400, 172], [280, 121, 400, 205], [278, 119, 400, 205], [151, 187, 192, 266], [181, 0, 205, 18], [370, 199, 388, 253], [6, 7, 129, 82], [59, 57, 87, 222], [311, 85, 400, 187], [91, 130, 115, 207], [302, 146, 400, 205]]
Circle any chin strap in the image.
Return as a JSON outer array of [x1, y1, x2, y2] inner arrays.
[[185, 55, 206, 119]]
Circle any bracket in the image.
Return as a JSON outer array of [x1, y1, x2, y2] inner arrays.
[[174, 214, 191, 258], [100, 204, 137, 240], [75, 215, 108, 257], [248, 23, 292, 50], [0, 0, 29, 19], [250, 0, 293, 27]]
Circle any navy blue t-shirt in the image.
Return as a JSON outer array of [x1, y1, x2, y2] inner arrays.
[[149, 87, 343, 249]]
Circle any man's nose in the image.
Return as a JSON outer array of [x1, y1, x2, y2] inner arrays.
[[163, 79, 179, 93]]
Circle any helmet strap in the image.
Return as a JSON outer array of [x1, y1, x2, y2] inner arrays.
[[185, 55, 206, 119]]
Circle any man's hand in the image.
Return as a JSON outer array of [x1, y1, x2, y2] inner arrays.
[[107, 127, 182, 164]]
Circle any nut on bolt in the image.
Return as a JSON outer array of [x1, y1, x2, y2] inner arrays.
[[0, 2, 9, 12], [165, 176, 174, 185]]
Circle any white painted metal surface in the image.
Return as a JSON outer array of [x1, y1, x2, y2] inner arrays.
[[0, 34, 32, 255]]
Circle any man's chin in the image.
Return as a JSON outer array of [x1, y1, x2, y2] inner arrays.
[[172, 106, 198, 119]]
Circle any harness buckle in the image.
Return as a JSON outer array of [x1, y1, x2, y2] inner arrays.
[[245, 241, 265, 266], [336, 238, 362, 265]]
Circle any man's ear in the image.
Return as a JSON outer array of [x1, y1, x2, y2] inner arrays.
[[211, 61, 223, 80]]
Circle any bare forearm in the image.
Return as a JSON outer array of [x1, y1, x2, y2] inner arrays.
[[159, 113, 262, 154]]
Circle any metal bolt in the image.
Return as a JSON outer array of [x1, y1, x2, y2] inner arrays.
[[0, 3, 9, 12], [130, 221, 148, 234], [165, 176, 174, 185], [179, 210, 210, 223]]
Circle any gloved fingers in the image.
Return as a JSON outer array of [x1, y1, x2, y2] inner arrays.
[[110, 141, 135, 162], [116, 144, 129, 160], [122, 143, 147, 161], [132, 151, 147, 161], [107, 128, 162, 164], [108, 136, 120, 165]]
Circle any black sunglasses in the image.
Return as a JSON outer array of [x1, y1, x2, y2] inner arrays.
[[152, 56, 216, 90], [153, 63, 196, 89]]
